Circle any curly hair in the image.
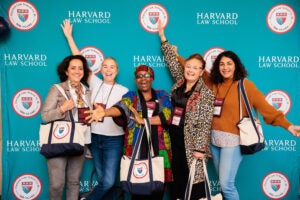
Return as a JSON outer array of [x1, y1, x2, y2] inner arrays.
[[57, 55, 91, 83], [210, 51, 248, 84]]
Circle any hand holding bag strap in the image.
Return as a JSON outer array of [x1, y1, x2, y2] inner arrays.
[[238, 80, 261, 139], [54, 84, 75, 123], [53, 84, 76, 143]]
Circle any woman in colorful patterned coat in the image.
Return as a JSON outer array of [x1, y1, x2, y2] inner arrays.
[[86, 65, 172, 200], [158, 21, 215, 200]]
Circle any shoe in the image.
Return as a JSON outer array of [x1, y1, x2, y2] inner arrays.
[[85, 148, 93, 160], [79, 198, 86, 200]]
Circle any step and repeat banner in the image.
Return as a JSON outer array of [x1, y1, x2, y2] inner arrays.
[[1, 0, 300, 199]]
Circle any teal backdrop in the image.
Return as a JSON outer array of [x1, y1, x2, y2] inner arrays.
[[1, 0, 300, 199]]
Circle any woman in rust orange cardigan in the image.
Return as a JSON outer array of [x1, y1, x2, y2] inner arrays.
[[164, 41, 300, 200]]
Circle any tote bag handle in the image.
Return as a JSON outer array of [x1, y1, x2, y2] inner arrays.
[[45, 84, 76, 144], [238, 79, 261, 140], [184, 159, 213, 200], [126, 118, 155, 182]]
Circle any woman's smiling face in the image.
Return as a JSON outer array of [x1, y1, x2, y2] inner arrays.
[[65, 58, 84, 83], [219, 56, 235, 79]]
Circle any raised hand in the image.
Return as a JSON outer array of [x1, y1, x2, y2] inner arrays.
[[61, 19, 73, 39], [157, 19, 166, 42], [60, 19, 80, 55]]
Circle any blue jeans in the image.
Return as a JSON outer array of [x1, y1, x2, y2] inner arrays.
[[86, 134, 123, 200], [210, 144, 243, 200]]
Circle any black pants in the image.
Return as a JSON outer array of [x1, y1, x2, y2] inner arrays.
[[190, 182, 206, 200], [170, 181, 205, 200], [169, 126, 206, 200], [131, 190, 164, 200]]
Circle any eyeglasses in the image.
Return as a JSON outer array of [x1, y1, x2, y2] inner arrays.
[[135, 73, 152, 79], [185, 65, 203, 70]]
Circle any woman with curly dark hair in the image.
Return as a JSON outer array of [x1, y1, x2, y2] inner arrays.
[[42, 54, 92, 200], [209, 51, 248, 84], [205, 50, 300, 200]]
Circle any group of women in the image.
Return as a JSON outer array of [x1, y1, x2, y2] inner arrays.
[[41, 19, 300, 200]]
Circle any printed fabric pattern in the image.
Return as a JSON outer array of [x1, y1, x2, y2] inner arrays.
[[115, 90, 173, 182]]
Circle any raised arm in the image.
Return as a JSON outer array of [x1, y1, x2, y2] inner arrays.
[[61, 19, 93, 83], [61, 19, 81, 55], [85, 103, 122, 123], [158, 20, 184, 82]]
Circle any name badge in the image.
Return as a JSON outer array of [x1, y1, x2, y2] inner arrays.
[[172, 107, 184, 126], [146, 101, 156, 117], [213, 98, 224, 117], [78, 107, 90, 125]]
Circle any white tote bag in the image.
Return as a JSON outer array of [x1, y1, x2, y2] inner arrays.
[[120, 118, 164, 195], [39, 84, 87, 158], [237, 79, 265, 155]]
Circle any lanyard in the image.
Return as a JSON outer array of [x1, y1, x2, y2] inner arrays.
[[216, 81, 234, 100], [93, 81, 115, 105]]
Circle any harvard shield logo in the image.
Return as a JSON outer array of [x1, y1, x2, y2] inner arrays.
[[12, 89, 42, 118], [85, 54, 96, 67], [270, 179, 281, 192], [149, 12, 159, 25], [17, 9, 29, 22], [266, 90, 291, 115], [276, 12, 287, 25], [12, 174, 42, 199], [53, 123, 70, 139], [139, 4, 168, 33], [271, 97, 282, 109], [267, 4, 295, 34], [21, 97, 33, 110], [262, 172, 289, 199], [133, 162, 148, 178], [80, 46, 104, 74], [8, 1, 39, 31], [22, 181, 33, 194]]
